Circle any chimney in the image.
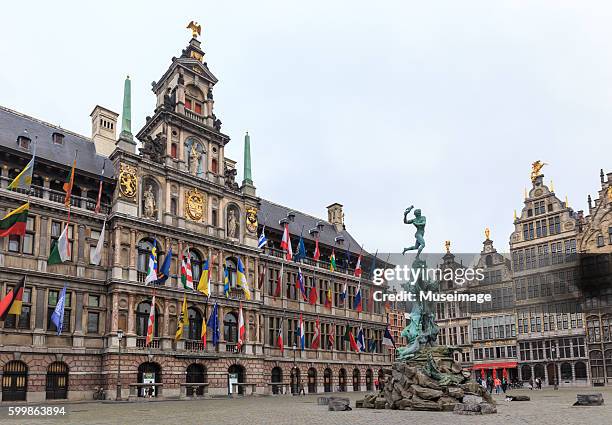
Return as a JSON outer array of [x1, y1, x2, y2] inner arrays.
[[327, 203, 344, 231], [90, 105, 118, 157]]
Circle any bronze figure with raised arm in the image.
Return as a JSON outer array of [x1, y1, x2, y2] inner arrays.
[[402, 205, 426, 259]]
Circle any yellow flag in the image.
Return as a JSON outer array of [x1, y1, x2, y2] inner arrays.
[[197, 259, 210, 297], [175, 295, 188, 341]]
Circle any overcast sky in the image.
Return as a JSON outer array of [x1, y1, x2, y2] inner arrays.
[[1, 1, 610, 254]]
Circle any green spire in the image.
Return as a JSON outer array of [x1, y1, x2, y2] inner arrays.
[[243, 131, 253, 185], [120, 75, 133, 141]]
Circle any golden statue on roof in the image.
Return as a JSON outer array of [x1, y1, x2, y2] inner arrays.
[[444, 240, 451, 254], [187, 21, 202, 38], [531, 160, 547, 182], [484, 227, 490, 240]]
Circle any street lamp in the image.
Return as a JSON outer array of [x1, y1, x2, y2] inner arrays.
[[292, 344, 297, 395], [116, 330, 124, 401]]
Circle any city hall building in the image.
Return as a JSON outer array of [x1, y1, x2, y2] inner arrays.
[[0, 30, 391, 402]]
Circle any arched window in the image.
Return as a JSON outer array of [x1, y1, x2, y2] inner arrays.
[[366, 369, 373, 391], [521, 365, 532, 380], [352, 368, 360, 391], [226, 257, 238, 288], [136, 301, 159, 337], [186, 364, 207, 396], [605, 349, 612, 381], [187, 308, 202, 341], [533, 364, 545, 380], [338, 368, 347, 392], [224, 312, 238, 343], [308, 368, 317, 393], [2, 361, 27, 401], [190, 250, 203, 284], [324, 368, 332, 393], [575, 361, 587, 379], [137, 239, 155, 274], [560, 362, 572, 381], [138, 362, 161, 397], [46, 362, 69, 400], [271, 367, 283, 394], [228, 364, 245, 395], [290, 367, 300, 395]]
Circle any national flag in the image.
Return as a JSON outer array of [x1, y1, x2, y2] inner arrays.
[[201, 306, 207, 348], [339, 279, 348, 302], [328, 324, 335, 349], [274, 264, 283, 297], [313, 237, 320, 261], [146, 295, 156, 345], [175, 294, 188, 341], [383, 324, 396, 348], [237, 258, 251, 300], [357, 327, 366, 352], [0, 277, 25, 320], [324, 287, 332, 309], [296, 268, 307, 301], [329, 250, 337, 272], [311, 318, 321, 349], [257, 227, 268, 249], [299, 313, 305, 350], [144, 240, 158, 284], [294, 236, 306, 262], [47, 224, 71, 265], [156, 246, 172, 284], [223, 264, 230, 297], [368, 339, 377, 353], [63, 155, 77, 207], [237, 302, 245, 351], [180, 249, 194, 290], [50, 284, 67, 335], [308, 280, 318, 305], [197, 259, 210, 296], [94, 162, 105, 214], [353, 282, 362, 312], [0, 202, 29, 237], [91, 220, 105, 266], [354, 254, 362, 278], [344, 325, 360, 352], [207, 302, 220, 346], [280, 224, 293, 261], [8, 150, 35, 191], [277, 322, 284, 354]]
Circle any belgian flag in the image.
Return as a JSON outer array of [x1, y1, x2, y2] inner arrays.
[[0, 202, 29, 237], [0, 277, 25, 320]]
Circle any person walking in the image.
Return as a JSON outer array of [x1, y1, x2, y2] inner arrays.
[[529, 377, 534, 390], [494, 377, 502, 394]]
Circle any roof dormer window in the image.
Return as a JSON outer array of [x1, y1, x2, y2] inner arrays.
[[17, 136, 31, 150], [52, 132, 64, 145]]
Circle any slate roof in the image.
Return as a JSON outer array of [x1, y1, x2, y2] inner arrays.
[[0, 106, 114, 179], [258, 198, 370, 257]]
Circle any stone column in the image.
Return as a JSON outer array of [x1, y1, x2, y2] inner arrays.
[[32, 287, 46, 347], [37, 217, 49, 273], [127, 294, 136, 334], [128, 230, 137, 281], [112, 226, 122, 279]]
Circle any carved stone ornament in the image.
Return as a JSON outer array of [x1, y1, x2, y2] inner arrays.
[[246, 207, 258, 233], [185, 188, 205, 221], [139, 133, 167, 164], [119, 163, 137, 198]]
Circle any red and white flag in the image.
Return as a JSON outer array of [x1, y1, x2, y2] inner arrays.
[[237, 302, 245, 351], [280, 224, 293, 261], [354, 254, 362, 278], [328, 323, 335, 350], [313, 238, 320, 261], [277, 326, 284, 354], [274, 263, 283, 297], [311, 318, 321, 349], [146, 295, 156, 346]]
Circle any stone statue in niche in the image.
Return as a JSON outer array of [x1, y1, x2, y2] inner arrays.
[[189, 143, 202, 175], [227, 208, 239, 238], [143, 184, 157, 219]]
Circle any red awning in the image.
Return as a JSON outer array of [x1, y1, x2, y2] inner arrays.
[[471, 362, 517, 370]]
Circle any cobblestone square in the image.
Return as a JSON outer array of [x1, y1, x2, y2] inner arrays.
[[1, 388, 611, 425]]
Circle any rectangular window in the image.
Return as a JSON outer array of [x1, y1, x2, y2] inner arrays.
[[185, 99, 192, 110], [47, 289, 71, 333], [194, 103, 202, 114], [87, 311, 99, 334], [3, 286, 32, 329], [50, 221, 73, 261], [8, 216, 35, 255]]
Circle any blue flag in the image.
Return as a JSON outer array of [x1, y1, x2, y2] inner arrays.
[[257, 227, 268, 249], [223, 265, 230, 297], [51, 284, 67, 335], [207, 302, 220, 346], [294, 236, 306, 262], [156, 246, 172, 284]]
